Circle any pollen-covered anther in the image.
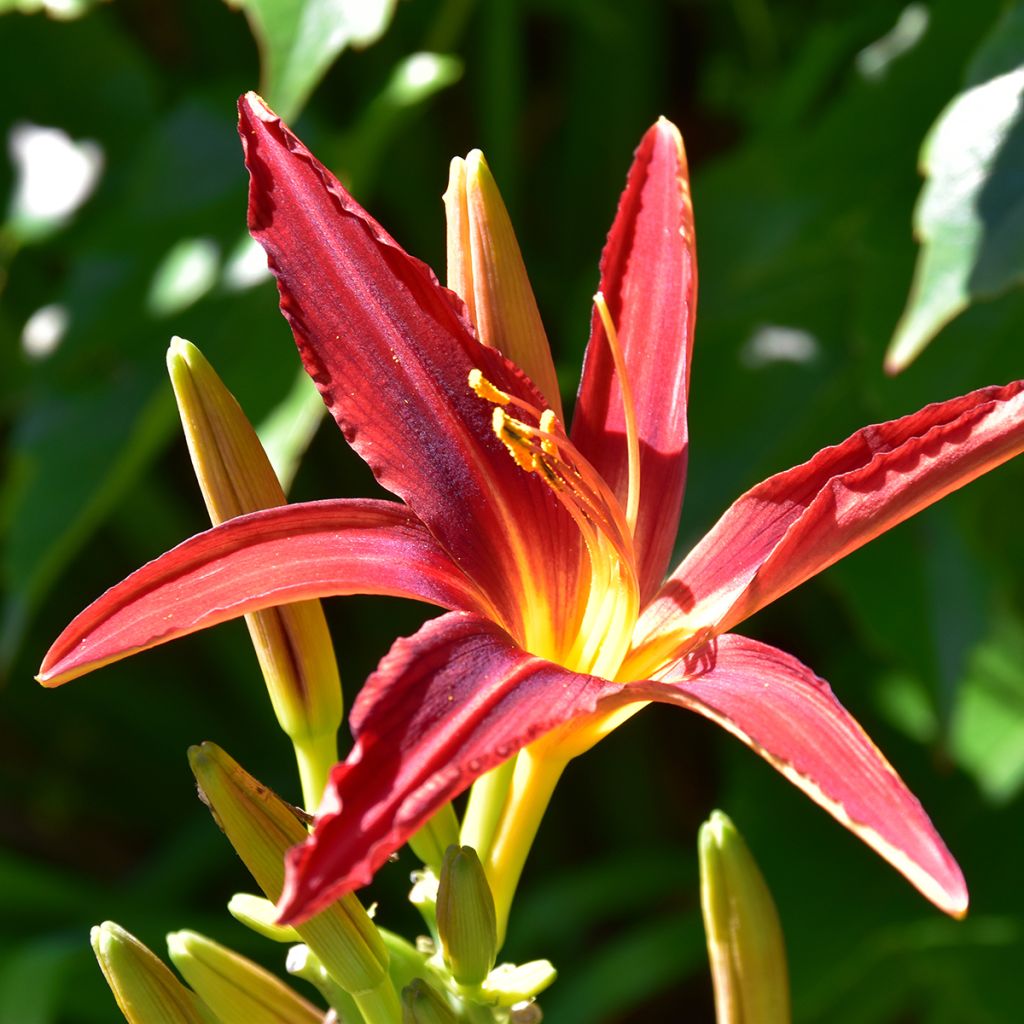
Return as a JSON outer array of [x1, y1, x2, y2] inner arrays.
[[492, 408, 538, 473], [469, 368, 511, 406]]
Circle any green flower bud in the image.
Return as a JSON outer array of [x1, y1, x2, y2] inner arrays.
[[227, 893, 301, 944], [699, 810, 790, 1024], [90, 922, 213, 1024], [188, 742, 389, 999], [480, 960, 557, 1007], [401, 979, 457, 1024], [168, 337, 341, 809], [436, 845, 498, 987], [166, 930, 322, 1024]]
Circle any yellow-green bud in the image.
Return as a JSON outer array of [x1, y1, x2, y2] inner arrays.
[[444, 153, 563, 419], [699, 810, 791, 1024], [90, 922, 214, 1024], [480, 960, 557, 1007], [188, 742, 388, 997], [401, 979, 457, 1024], [166, 930, 322, 1024], [407, 802, 460, 874], [168, 337, 341, 809], [227, 893, 301, 943], [436, 845, 498, 987]]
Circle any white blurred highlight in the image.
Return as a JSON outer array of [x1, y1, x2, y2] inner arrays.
[[740, 325, 820, 368]]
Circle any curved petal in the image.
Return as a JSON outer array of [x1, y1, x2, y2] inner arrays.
[[631, 633, 967, 917], [634, 380, 1024, 660], [38, 500, 492, 686], [239, 94, 583, 650], [277, 612, 620, 923], [571, 117, 698, 602]]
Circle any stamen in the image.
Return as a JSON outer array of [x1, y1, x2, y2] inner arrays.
[[469, 369, 640, 677], [593, 292, 640, 537], [469, 368, 512, 406]]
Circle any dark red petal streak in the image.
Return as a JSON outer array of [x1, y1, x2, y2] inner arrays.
[[277, 612, 620, 923], [38, 500, 490, 686], [571, 118, 697, 602], [638, 381, 1024, 648], [239, 95, 581, 647], [633, 633, 968, 917]]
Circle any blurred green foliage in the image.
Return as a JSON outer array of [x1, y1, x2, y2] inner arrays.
[[2, 0, 1023, 1021]]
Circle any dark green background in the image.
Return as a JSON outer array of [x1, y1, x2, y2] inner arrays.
[[2, 1, 1023, 1020]]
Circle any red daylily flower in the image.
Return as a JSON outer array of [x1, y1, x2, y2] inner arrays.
[[40, 94, 1024, 927]]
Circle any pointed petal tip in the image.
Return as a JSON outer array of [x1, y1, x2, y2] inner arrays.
[[240, 91, 274, 122]]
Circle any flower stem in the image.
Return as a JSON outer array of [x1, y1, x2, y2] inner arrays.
[[353, 979, 403, 1024], [484, 749, 566, 947], [292, 730, 338, 813], [460, 758, 516, 860]]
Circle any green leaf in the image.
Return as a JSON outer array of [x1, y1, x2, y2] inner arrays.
[[950, 605, 1024, 803], [886, 6, 1024, 372], [226, 0, 398, 121], [0, 936, 80, 1024]]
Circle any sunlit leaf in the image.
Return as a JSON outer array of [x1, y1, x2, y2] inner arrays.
[[950, 606, 1024, 803], [886, 7, 1024, 372], [225, 0, 398, 120]]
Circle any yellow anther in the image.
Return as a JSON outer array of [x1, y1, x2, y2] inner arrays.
[[492, 408, 536, 472], [469, 369, 512, 406], [538, 409, 560, 456]]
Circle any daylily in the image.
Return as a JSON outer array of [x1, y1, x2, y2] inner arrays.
[[39, 94, 1024, 933]]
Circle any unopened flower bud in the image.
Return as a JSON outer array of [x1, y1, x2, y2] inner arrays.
[[188, 742, 390, 999], [401, 979, 457, 1024], [168, 337, 341, 809], [90, 921, 213, 1024], [444, 153, 562, 418], [166, 930, 322, 1024], [436, 845, 498, 987], [480, 960, 557, 1007], [699, 810, 790, 1024], [227, 893, 301, 943]]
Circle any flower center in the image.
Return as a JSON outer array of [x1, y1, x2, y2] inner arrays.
[[469, 294, 641, 680]]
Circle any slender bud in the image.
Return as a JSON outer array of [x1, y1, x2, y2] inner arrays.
[[90, 921, 214, 1024], [227, 893, 301, 943], [166, 930, 322, 1024], [401, 979, 457, 1024], [699, 810, 791, 1024], [481, 960, 557, 1007], [444, 153, 563, 419], [407, 802, 461, 874], [188, 742, 389, 998], [435, 845, 498, 987], [168, 336, 341, 809]]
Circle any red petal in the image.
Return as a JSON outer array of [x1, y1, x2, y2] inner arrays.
[[638, 381, 1024, 647], [238, 94, 583, 647], [277, 612, 620, 923], [571, 118, 698, 603], [632, 633, 968, 917], [38, 500, 491, 686]]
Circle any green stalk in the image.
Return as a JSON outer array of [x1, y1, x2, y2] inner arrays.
[[353, 980, 403, 1024], [482, 750, 565, 947], [459, 758, 516, 863]]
